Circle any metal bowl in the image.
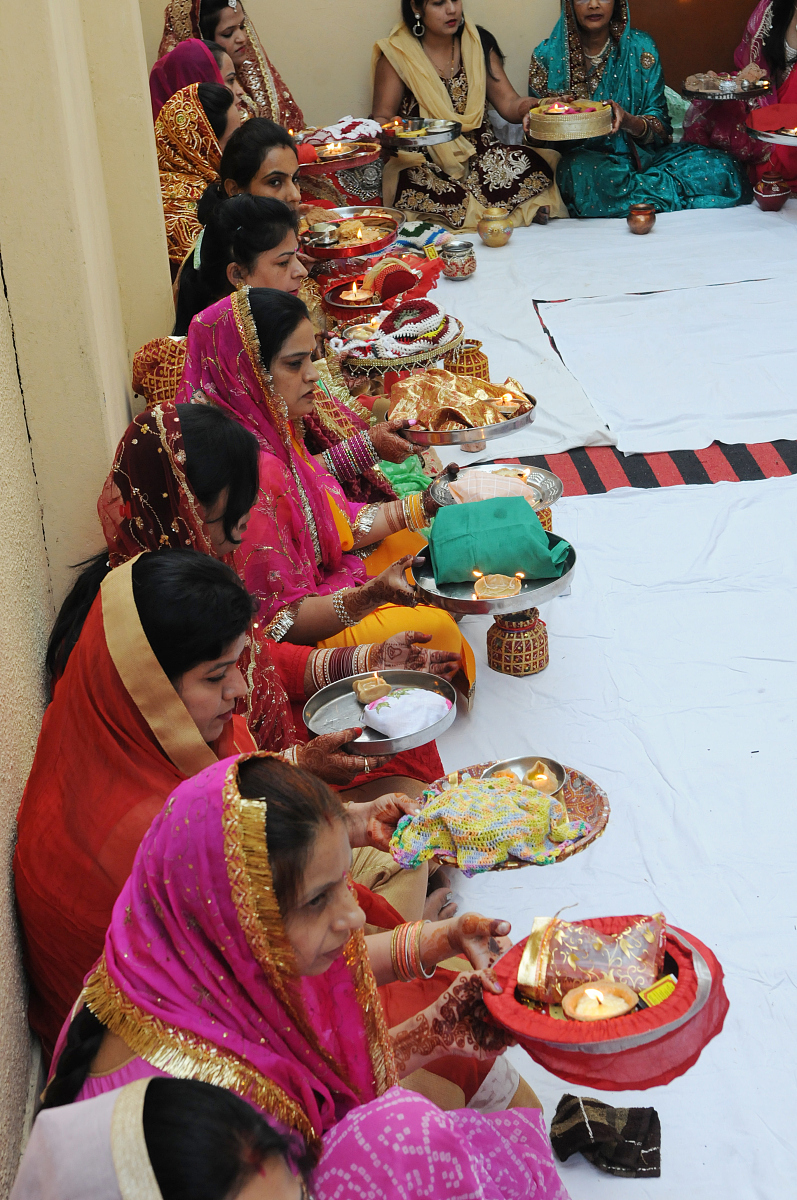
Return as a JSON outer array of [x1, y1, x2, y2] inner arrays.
[[300, 207, 404, 261], [482, 755, 566, 795], [682, 80, 771, 101], [437, 461, 563, 513], [749, 127, 797, 148], [411, 532, 576, 616], [399, 399, 536, 448], [302, 670, 457, 756]]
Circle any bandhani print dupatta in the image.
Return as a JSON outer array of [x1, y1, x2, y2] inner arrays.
[[80, 755, 397, 1153], [159, 0, 304, 129]]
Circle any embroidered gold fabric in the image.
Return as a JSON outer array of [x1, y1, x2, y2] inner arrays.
[[110, 1080, 163, 1200], [389, 368, 530, 431], [155, 83, 221, 264], [132, 338, 188, 410]]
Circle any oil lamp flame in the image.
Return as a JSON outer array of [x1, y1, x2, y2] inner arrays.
[[472, 570, 483, 577], [356, 228, 363, 240], [584, 988, 604, 1003], [515, 572, 525, 579]]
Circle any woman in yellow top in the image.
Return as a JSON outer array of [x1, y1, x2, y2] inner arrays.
[[177, 286, 476, 701], [372, 0, 567, 229]]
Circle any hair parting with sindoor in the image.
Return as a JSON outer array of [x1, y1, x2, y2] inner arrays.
[[197, 81, 235, 141], [174, 194, 298, 335], [237, 756, 345, 914], [198, 0, 235, 42], [399, 1, 505, 77]]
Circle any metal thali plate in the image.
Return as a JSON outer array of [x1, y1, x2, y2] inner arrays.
[[399, 401, 536, 447], [302, 670, 457, 756], [749, 127, 797, 148], [381, 118, 462, 149], [435, 461, 564, 512]]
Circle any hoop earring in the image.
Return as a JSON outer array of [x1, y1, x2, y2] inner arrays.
[[412, 18, 425, 37]]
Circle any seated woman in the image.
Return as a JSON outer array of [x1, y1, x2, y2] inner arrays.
[[133, 190, 421, 508], [176, 288, 477, 700], [149, 37, 245, 121], [41, 756, 566, 1200], [527, 0, 750, 218], [159, 0, 304, 129], [12, 1078, 309, 1200], [156, 82, 241, 268], [684, 1, 797, 189], [372, 0, 567, 229]]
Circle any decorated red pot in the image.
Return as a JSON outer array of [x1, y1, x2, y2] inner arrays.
[[754, 171, 790, 211], [440, 240, 477, 280]]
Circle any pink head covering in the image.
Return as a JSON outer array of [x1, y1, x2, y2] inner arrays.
[[735, 1, 781, 105], [176, 289, 366, 635], [149, 39, 225, 121], [78, 754, 396, 1156]]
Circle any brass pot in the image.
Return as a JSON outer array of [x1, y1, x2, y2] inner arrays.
[[627, 203, 656, 235], [477, 206, 514, 247]]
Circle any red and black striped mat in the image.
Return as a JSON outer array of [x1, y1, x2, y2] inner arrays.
[[495, 440, 797, 496]]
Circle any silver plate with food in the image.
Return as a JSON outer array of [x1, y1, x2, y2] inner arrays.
[[434, 461, 563, 512], [682, 80, 771, 101], [381, 118, 462, 149], [411, 533, 576, 615], [399, 400, 536, 447], [749, 127, 797, 147], [302, 670, 457, 756], [481, 755, 566, 794]]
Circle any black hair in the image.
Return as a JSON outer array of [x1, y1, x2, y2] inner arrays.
[[237, 757, 344, 914], [248, 288, 310, 371], [173, 195, 298, 335], [46, 549, 256, 684], [218, 118, 298, 192], [399, 2, 504, 78], [763, 0, 795, 75], [144, 1078, 308, 1200], [198, 0, 235, 42], [42, 1030, 310, 1194], [176, 402, 259, 542], [197, 81, 235, 142], [203, 39, 228, 73], [131, 550, 255, 682]]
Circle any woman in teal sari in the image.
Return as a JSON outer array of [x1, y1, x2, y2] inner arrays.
[[527, 0, 751, 218]]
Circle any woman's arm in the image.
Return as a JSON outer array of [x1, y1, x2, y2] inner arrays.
[[366, 912, 511, 986], [284, 555, 419, 643], [372, 52, 407, 123], [485, 49, 535, 124]]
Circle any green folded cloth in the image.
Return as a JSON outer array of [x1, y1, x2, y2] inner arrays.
[[428, 496, 571, 584], [378, 456, 431, 498]]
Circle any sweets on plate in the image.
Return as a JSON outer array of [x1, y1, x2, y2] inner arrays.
[[353, 675, 392, 703], [685, 66, 768, 92]]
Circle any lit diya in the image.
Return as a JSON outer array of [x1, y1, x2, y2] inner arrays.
[[339, 279, 375, 303], [317, 141, 351, 160], [562, 978, 638, 1021], [473, 572, 523, 599], [522, 760, 562, 795]]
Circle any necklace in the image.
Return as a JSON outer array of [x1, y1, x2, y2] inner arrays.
[[584, 37, 611, 64], [422, 35, 458, 80]]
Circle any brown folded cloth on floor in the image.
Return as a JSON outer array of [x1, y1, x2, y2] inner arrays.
[[550, 1093, 661, 1178]]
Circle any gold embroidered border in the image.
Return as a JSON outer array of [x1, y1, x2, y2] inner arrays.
[[83, 955, 317, 1150], [344, 931, 398, 1095], [152, 405, 215, 558], [111, 1079, 162, 1200]]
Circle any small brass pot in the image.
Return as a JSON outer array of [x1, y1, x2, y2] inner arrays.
[[477, 205, 514, 247], [627, 203, 656, 234]]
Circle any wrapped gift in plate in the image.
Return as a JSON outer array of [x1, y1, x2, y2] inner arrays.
[[389, 368, 531, 431], [484, 914, 729, 1090], [427, 497, 572, 585], [362, 686, 451, 739]]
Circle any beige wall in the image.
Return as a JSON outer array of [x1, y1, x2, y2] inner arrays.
[[139, 1, 560, 127]]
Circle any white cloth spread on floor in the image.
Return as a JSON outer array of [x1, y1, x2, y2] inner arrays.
[[437, 476, 797, 1199]]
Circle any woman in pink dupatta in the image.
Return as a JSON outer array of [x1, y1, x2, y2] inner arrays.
[[149, 38, 225, 121], [683, 1, 797, 185], [175, 286, 476, 702], [45, 754, 568, 1200]]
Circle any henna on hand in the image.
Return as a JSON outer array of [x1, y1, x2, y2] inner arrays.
[[421, 912, 512, 973], [296, 729, 390, 786], [390, 971, 512, 1073], [368, 418, 419, 464], [346, 556, 418, 621], [371, 631, 460, 680]]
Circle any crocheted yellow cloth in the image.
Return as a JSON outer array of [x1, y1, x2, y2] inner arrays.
[[390, 776, 589, 876]]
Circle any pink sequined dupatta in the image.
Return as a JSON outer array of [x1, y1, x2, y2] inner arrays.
[[79, 755, 396, 1154], [176, 291, 367, 637]]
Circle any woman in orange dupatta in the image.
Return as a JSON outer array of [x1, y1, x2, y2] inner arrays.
[[13, 550, 257, 1058], [159, 0, 304, 129], [155, 82, 241, 267]]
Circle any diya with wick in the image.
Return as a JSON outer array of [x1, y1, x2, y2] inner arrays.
[[562, 979, 639, 1021]]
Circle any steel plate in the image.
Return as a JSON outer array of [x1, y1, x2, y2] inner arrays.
[[749, 127, 797, 148], [399, 400, 536, 447], [381, 118, 462, 149], [411, 533, 576, 615], [302, 670, 457, 756], [440, 462, 563, 512], [482, 755, 566, 795]]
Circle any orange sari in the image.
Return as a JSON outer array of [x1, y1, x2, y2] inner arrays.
[[155, 83, 220, 266], [13, 558, 254, 1057]]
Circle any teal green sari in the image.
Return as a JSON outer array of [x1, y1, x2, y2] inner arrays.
[[528, 0, 751, 218]]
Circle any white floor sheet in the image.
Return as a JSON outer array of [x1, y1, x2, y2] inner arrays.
[[436, 476, 797, 1199], [539, 277, 797, 453]]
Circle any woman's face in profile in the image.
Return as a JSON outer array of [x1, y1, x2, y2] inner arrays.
[[269, 319, 319, 422], [224, 147, 302, 211], [212, 6, 249, 66], [228, 232, 307, 295]]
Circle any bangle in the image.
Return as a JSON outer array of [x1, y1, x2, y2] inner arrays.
[[355, 644, 374, 673], [384, 500, 405, 534], [402, 492, 427, 533], [353, 503, 380, 542], [332, 588, 359, 627], [634, 117, 649, 142], [391, 921, 437, 981]]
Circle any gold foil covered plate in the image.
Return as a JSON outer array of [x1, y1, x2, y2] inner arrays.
[[393, 369, 536, 446]]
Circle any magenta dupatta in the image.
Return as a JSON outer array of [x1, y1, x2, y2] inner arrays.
[[76, 756, 395, 1151], [176, 291, 367, 636], [149, 39, 224, 121]]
